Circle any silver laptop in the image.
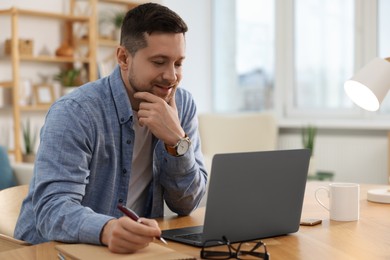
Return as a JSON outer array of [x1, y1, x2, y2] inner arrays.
[[162, 149, 310, 247]]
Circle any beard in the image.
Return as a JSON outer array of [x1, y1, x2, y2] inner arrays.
[[127, 69, 178, 106]]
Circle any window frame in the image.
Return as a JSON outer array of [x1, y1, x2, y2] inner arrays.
[[213, 0, 390, 128], [279, 0, 389, 120]]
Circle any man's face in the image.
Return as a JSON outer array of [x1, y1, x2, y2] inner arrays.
[[122, 32, 185, 109]]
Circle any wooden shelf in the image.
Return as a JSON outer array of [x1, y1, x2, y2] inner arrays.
[[20, 105, 51, 112], [98, 38, 119, 47], [1, 55, 90, 63], [78, 37, 119, 47], [1, 1, 137, 162], [0, 81, 13, 88], [0, 104, 50, 112], [0, 7, 89, 22], [99, 0, 138, 6], [20, 55, 90, 63], [0, 3, 98, 162]]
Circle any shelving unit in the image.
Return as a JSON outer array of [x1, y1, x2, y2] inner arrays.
[[93, 0, 139, 77], [0, 3, 97, 162], [0, 0, 140, 162]]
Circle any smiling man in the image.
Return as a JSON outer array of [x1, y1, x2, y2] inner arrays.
[[14, 3, 207, 254]]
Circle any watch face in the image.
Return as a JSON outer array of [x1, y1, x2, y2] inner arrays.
[[177, 139, 190, 155]]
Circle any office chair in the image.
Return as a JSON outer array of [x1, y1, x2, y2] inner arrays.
[[0, 185, 29, 238]]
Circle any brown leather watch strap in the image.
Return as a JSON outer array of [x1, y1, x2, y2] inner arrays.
[[164, 134, 190, 156], [164, 142, 178, 156]]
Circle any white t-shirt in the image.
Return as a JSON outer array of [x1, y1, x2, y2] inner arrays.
[[126, 112, 153, 216]]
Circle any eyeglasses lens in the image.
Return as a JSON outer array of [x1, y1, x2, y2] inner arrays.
[[236, 241, 269, 260], [201, 240, 231, 259], [201, 239, 269, 260]]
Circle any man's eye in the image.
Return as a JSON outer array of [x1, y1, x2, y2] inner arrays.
[[175, 63, 182, 68], [153, 61, 164, 65]]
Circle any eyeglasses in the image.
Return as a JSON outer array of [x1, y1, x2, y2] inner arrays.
[[200, 236, 270, 259]]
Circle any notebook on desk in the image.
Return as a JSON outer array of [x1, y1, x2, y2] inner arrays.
[[56, 242, 196, 260], [162, 149, 311, 247]]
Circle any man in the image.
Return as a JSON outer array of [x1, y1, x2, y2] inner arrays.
[[14, 3, 207, 254]]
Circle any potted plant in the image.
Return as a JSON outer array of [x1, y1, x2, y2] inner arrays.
[[113, 11, 125, 28], [111, 11, 125, 40], [54, 68, 80, 95], [302, 125, 317, 176], [21, 119, 37, 163], [302, 125, 317, 156]]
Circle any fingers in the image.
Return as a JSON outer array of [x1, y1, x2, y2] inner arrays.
[[133, 90, 183, 143], [167, 86, 177, 107], [134, 92, 159, 104], [123, 217, 161, 239], [133, 87, 177, 108], [103, 217, 162, 254], [138, 218, 161, 234]]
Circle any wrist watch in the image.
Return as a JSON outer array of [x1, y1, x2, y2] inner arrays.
[[165, 134, 191, 157]]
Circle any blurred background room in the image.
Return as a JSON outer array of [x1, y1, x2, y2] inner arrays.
[[0, 0, 389, 189]]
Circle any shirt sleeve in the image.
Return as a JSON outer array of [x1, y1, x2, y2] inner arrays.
[[31, 98, 113, 244], [157, 89, 208, 215]]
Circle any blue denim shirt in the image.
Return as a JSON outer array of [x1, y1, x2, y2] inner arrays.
[[14, 66, 207, 245]]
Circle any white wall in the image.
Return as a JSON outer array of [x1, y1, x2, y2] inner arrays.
[[161, 0, 212, 113], [279, 128, 388, 184], [0, 0, 388, 184]]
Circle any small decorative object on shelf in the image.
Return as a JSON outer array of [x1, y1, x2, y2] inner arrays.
[[4, 39, 33, 56], [21, 119, 37, 163], [112, 11, 126, 40], [302, 125, 317, 176], [54, 68, 80, 86], [33, 84, 55, 105], [0, 87, 12, 108], [19, 78, 33, 106], [100, 10, 126, 41], [54, 67, 81, 95], [55, 42, 74, 57]]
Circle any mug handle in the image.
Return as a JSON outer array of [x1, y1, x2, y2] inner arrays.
[[315, 186, 330, 211]]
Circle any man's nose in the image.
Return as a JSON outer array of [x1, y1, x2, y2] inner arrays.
[[162, 65, 178, 84]]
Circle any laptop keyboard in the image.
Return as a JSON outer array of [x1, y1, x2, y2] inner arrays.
[[175, 233, 203, 242]]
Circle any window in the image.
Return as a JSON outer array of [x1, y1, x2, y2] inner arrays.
[[378, 0, 390, 114], [213, 0, 390, 122], [378, 0, 390, 57], [294, 0, 354, 111], [213, 0, 274, 112]]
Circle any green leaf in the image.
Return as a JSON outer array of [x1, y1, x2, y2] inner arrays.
[[302, 125, 317, 156], [21, 119, 37, 155]]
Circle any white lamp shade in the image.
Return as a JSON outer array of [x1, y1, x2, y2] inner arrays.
[[344, 58, 390, 205], [344, 57, 390, 111]]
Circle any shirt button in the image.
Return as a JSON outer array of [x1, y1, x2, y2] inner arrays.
[[120, 118, 124, 122], [118, 199, 123, 203], [122, 169, 127, 174], [126, 139, 131, 144]]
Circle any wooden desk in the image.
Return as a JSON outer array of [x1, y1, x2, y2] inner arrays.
[[1, 182, 389, 259]]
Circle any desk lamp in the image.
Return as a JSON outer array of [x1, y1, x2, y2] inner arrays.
[[344, 57, 390, 203]]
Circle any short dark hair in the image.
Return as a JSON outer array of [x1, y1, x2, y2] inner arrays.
[[120, 3, 188, 56]]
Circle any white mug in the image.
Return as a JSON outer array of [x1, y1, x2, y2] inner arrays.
[[315, 183, 360, 221]]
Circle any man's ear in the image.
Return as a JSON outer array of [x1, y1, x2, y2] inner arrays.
[[117, 46, 129, 70]]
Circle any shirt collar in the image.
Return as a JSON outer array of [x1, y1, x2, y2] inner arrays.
[[109, 65, 133, 125]]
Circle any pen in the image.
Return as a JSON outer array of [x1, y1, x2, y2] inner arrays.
[[117, 204, 168, 245]]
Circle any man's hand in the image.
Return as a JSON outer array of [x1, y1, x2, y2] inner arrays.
[[101, 217, 162, 253], [134, 90, 185, 145]]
